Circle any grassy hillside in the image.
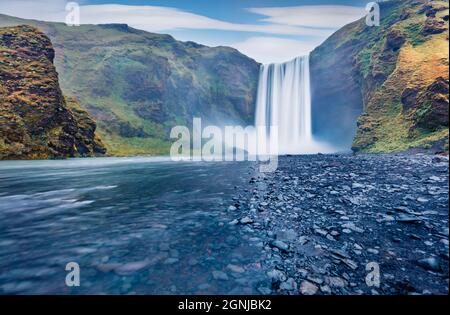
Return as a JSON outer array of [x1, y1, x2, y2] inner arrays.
[[0, 25, 106, 160], [0, 15, 260, 156], [311, 0, 449, 153]]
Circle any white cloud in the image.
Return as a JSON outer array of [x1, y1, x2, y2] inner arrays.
[[0, 1, 358, 37], [247, 5, 366, 29], [77, 4, 335, 37], [231, 36, 324, 64], [0, 1, 365, 63], [0, 0, 68, 21]]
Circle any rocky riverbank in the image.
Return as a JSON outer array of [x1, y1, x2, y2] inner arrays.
[[226, 153, 449, 295]]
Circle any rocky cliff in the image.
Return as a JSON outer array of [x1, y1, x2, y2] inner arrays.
[[0, 25, 106, 160], [311, 0, 449, 153], [0, 15, 260, 156]]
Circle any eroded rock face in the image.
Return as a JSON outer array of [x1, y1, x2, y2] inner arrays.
[[414, 77, 449, 130], [386, 28, 406, 51], [401, 87, 420, 111], [312, 0, 448, 153], [0, 14, 261, 156], [0, 25, 106, 159], [422, 16, 447, 35]]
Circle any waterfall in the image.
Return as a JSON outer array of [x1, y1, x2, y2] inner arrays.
[[255, 55, 333, 155]]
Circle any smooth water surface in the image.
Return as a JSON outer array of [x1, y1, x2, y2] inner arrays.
[[0, 157, 266, 294]]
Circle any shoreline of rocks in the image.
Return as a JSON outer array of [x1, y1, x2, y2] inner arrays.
[[227, 153, 449, 295]]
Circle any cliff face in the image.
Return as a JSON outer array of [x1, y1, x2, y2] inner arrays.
[[311, 0, 449, 153], [0, 16, 260, 156], [0, 25, 106, 160]]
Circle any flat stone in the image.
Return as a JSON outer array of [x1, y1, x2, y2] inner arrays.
[[280, 278, 297, 291], [341, 222, 364, 233], [396, 215, 423, 224], [326, 276, 347, 288], [352, 182, 365, 189], [164, 258, 179, 265], [342, 259, 358, 270], [114, 261, 150, 274], [227, 264, 245, 273], [276, 229, 298, 241], [417, 257, 441, 272], [212, 270, 229, 281], [299, 281, 318, 295], [267, 269, 287, 282], [271, 240, 289, 251], [240, 216, 254, 224], [329, 248, 350, 259], [315, 228, 328, 236]]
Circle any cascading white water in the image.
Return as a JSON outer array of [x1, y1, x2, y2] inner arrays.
[[255, 55, 334, 155]]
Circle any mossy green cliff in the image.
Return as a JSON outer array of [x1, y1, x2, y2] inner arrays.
[[311, 0, 449, 153], [0, 25, 106, 160], [0, 15, 260, 156]]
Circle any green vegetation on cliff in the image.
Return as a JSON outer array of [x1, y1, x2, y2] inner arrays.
[[0, 15, 260, 156], [0, 25, 106, 160], [311, 0, 449, 153]]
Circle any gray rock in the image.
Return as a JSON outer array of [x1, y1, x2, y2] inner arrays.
[[315, 228, 328, 237], [271, 240, 289, 251], [417, 257, 442, 272], [257, 286, 272, 295], [352, 182, 365, 189], [326, 276, 347, 288], [341, 222, 364, 233], [114, 261, 150, 274], [212, 270, 229, 281], [396, 215, 423, 224], [227, 264, 245, 273], [342, 259, 359, 270], [276, 229, 298, 241], [280, 278, 297, 291], [164, 258, 179, 265], [299, 280, 319, 295], [240, 216, 254, 224], [267, 269, 287, 282]]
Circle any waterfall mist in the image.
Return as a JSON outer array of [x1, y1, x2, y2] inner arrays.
[[254, 56, 336, 155]]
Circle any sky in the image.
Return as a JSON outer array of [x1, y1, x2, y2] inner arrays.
[[0, 0, 373, 63]]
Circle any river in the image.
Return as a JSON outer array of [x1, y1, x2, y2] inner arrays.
[[0, 157, 267, 294]]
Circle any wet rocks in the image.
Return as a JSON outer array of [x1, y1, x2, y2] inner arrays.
[[113, 260, 150, 275], [280, 278, 297, 291], [228, 154, 449, 295], [212, 270, 229, 281], [417, 257, 442, 272], [270, 240, 289, 252], [226, 264, 245, 273], [299, 281, 319, 295], [240, 216, 254, 224], [267, 269, 287, 282], [396, 214, 423, 224]]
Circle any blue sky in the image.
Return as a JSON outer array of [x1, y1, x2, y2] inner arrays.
[[0, 0, 372, 63]]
